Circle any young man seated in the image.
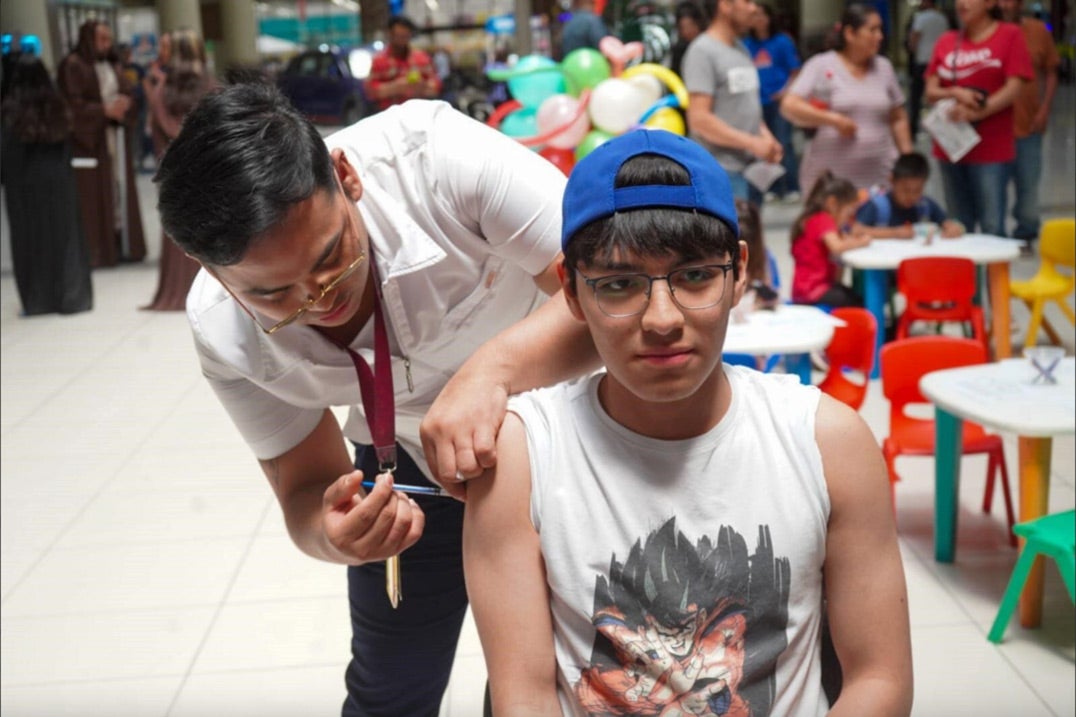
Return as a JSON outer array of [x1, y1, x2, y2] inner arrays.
[[463, 130, 913, 716], [855, 152, 964, 239]]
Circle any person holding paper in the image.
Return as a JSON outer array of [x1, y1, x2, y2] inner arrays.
[[682, 0, 782, 206], [924, 0, 1031, 237]]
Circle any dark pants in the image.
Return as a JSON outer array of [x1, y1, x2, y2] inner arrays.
[[908, 63, 927, 138], [762, 101, 800, 196], [343, 443, 468, 717], [814, 283, 863, 309]]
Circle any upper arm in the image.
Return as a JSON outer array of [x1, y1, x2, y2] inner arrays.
[[259, 408, 354, 524], [816, 396, 913, 714], [433, 108, 565, 275], [686, 92, 715, 125], [534, 255, 565, 296], [464, 412, 561, 713]]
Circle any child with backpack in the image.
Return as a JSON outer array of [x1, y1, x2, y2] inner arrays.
[[854, 152, 964, 239]]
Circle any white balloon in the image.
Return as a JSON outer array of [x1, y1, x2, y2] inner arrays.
[[588, 78, 651, 135], [623, 73, 663, 107]]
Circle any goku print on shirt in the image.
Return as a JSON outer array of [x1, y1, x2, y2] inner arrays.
[[574, 518, 792, 716]]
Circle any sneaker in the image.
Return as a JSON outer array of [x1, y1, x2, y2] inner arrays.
[[782, 191, 801, 203], [764, 191, 778, 202], [1019, 240, 1036, 258]]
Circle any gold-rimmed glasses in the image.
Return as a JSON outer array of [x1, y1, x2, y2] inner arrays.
[[254, 249, 368, 335]]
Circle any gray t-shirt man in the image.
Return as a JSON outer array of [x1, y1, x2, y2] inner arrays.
[[681, 34, 762, 173]]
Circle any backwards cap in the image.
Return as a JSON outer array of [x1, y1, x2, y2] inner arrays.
[[561, 129, 738, 250]]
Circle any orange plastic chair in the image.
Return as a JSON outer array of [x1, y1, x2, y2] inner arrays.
[[879, 337, 1015, 543], [818, 307, 877, 411], [896, 257, 988, 355], [1010, 218, 1075, 350]]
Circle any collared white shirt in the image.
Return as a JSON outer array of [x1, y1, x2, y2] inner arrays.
[[187, 100, 566, 479]]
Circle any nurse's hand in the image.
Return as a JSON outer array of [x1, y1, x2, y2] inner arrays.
[[322, 471, 426, 562], [420, 369, 508, 501]]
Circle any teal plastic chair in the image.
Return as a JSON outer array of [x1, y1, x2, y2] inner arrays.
[[988, 510, 1076, 643]]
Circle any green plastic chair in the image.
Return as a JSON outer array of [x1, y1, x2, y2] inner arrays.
[[988, 509, 1076, 643]]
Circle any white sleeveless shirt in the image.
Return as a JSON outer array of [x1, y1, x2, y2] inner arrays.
[[509, 366, 830, 716]]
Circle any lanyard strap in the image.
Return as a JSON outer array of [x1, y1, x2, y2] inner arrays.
[[331, 270, 396, 473]]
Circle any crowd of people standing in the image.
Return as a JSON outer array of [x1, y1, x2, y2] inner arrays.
[[1, 20, 213, 318]]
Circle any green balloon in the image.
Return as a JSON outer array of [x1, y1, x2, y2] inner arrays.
[[561, 48, 611, 98], [575, 129, 614, 161]]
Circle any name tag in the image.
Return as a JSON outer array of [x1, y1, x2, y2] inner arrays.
[[727, 66, 759, 94]]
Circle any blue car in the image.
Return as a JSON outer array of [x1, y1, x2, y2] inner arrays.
[[277, 45, 377, 126]]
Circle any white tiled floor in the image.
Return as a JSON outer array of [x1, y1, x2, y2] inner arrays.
[[2, 90, 1075, 715]]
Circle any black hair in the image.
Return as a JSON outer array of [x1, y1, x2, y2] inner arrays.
[[790, 170, 859, 246], [834, 3, 879, 51], [675, 0, 708, 25], [735, 198, 767, 284], [1, 54, 71, 144], [750, 4, 777, 40], [154, 81, 335, 266], [891, 152, 930, 182], [562, 154, 740, 290], [387, 15, 417, 33]]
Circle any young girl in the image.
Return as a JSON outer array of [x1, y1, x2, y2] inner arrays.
[[790, 171, 871, 307], [736, 198, 781, 310]]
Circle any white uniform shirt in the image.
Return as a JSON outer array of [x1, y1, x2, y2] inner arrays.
[[186, 100, 566, 478]]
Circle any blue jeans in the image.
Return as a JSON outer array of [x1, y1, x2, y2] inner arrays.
[[1008, 133, 1043, 241], [727, 171, 764, 207], [343, 443, 467, 717], [937, 160, 1008, 236], [762, 102, 800, 196]]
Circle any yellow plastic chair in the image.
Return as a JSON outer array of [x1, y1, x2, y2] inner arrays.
[[1010, 218, 1075, 350], [987, 510, 1075, 643]]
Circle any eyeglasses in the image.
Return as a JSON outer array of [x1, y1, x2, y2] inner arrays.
[[255, 250, 368, 334], [578, 262, 735, 318]]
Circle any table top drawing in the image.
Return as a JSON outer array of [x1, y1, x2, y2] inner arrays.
[[920, 357, 1075, 629], [842, 234, 1021, 377]]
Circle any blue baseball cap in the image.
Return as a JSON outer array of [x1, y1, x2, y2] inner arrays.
[[561, 129, 738, 250]]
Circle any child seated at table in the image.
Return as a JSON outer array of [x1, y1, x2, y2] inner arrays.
[[854, 152, 964, 240], [791, 171, 871, 308]]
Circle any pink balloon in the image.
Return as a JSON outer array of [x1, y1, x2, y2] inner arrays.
[[598, 36, 645, 76], [536, 94, 591, 150]]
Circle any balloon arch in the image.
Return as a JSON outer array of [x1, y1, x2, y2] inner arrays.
[[485, 38, 690, 176]]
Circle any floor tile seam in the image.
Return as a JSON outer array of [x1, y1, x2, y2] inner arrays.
[[0, 372, 208, 606], [0, 673, 189, 690], [163, 497, 276, 717], [0, 311, 163, 438]]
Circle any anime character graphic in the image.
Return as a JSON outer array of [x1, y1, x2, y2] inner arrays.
[[575, 519, 791, 715]]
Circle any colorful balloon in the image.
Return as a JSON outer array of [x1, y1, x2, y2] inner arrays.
[[507, 55, 565, 108], [598, 36, 645, 76], [500, 107, 539, 139], [561, 48, 611, 98], [575, 129, 614, 161], [643, 107, 686, 135], [539, 146, 575, 176], [536, 94, 591, 150], [621, 63, 690, 111], [588, 78, 650, 135]]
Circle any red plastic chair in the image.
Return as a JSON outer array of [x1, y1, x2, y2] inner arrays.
[[896, 257, 988, 355], [818, 307, 877, 411], [879, 337, 1015, 543]]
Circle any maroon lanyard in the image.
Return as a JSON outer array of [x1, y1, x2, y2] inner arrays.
[[331, 271, 396, 474]]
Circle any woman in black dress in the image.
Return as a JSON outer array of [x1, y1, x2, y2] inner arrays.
[[1, 54, 92, 315]]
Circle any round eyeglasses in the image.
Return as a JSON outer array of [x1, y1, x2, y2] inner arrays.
[[578, 262, 736, 318]]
